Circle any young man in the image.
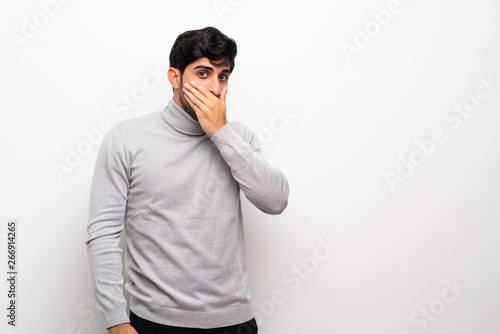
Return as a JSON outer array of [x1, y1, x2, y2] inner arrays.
[[85, 27, 289, 334]]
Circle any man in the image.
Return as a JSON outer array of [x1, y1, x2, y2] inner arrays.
[[85, 27, 289, 334]]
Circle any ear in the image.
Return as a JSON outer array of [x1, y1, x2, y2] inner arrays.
[[167, 67, 181, 89]]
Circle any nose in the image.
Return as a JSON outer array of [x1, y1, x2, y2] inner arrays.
[[208, 77, 221, 96]]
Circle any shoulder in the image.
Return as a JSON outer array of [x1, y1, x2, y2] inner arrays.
[[102, 112, 159, 148], [115, 112, 158, 133]]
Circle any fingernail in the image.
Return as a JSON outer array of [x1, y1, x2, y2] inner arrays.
[[190, 81, 195, 85]]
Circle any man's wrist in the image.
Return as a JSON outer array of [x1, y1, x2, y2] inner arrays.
[[207, 120, 228, 138]]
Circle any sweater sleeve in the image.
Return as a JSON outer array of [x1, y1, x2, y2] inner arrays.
[[85, 124, 130, 329], [210, 122, 289, 214]]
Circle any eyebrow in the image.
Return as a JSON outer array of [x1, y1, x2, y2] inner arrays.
[[193, 65, 230, 74]]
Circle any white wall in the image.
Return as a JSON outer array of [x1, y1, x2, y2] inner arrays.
[[1, 0, 500, 333]]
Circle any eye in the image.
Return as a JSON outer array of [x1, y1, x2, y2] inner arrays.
[[219, 74, 229, 81], [198, 71, 208, 78]]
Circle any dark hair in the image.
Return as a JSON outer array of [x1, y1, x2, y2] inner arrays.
[[169, 27, 237, 76]]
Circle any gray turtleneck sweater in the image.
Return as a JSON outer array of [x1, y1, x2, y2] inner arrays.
[[85, 99, 289, 329]]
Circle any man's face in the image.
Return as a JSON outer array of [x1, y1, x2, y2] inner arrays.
[[178, 57, 231, 120]]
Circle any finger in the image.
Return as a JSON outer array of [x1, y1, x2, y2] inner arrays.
[[183, 91, 203, 115], [184, 82, 210, 104], [220, 86, 228, 103], [183, 87, 203, 110]]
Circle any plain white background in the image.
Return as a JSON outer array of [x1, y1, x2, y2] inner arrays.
[[1, 0, 500, 333]]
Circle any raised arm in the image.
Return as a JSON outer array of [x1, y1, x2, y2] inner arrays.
[[182, 81, 289, 214], [211, 122, 289, 214]]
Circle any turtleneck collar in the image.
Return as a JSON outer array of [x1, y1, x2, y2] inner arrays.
[[159, 99, 206, 136]]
